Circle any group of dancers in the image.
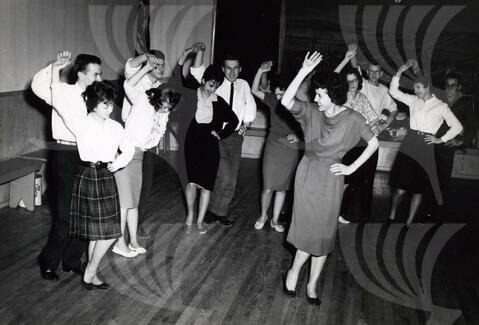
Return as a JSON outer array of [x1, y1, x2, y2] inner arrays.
[[31, 40, 472, 304]]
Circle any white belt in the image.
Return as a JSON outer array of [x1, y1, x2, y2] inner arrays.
[[56, 139, 77, 146]]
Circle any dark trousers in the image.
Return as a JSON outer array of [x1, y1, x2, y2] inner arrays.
[[209, 133, 243, 217], [39, 147, 87, 269], [340, 147, 378, 221], [138, 150, 155, 223]]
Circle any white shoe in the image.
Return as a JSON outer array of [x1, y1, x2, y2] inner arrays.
[[338, 216, 351, 224], [112, 245, 139, 258], [270, 221, 285, 233], [254, 217, 267, 230], [128, 244, 147, 254]]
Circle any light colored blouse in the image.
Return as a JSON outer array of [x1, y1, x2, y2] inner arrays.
[[346, 91, 379, 126], [195, 88, 216, 123], [51, 83, 134, 170], [389, 76, 463, 143], [123, 81, 169, 150]]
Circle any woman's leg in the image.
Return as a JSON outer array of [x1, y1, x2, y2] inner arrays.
[[307, 255, 328, 298], [88, 240, 96, 262], [115, 208, 131, 251], [286, 249, 311, 291], [406, 193, 423, 226], [258, 189, 273, 223], [197, 189, 211, 225], [185, 183, 197, 226], [271, 191, 286, 225], [126, 208, 142, 248], [83, 238, 115, 284], [388, 188, 407, 220]]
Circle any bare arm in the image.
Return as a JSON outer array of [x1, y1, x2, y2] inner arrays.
[[333, 47, 356, 74], [251, 61, 272, 101], [330, 137, 379, 175], [281, 51, 323, 110]]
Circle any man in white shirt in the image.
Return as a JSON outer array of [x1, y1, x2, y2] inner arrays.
[[31, 53, 102, 280], [190, 54, 257, 226], [122, 50, 165, 238]]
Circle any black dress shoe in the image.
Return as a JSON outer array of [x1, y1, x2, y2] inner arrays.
[[282, 272, 296, 297], [306, 294, 322, 306], [80, 278, 94, 290], [92, 282, 110, 290], [62, 265, 82, 275], [204, 211, 217, 224], [216, 216, 233, 227], [37, 257, 59, 281]]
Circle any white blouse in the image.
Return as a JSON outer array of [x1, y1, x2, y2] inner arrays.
[[195, 88, 216, 124], [51, 84, 134, 170], [389, 76, 463, 143], [123, 81, 169, 150]]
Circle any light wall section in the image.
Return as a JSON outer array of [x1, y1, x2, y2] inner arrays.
[[0, 0, 140, 92], [149, 0, 216, 77]]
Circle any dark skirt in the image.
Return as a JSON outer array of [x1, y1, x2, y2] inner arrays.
[[184, 120, 220, 191], [262, 135, 300, 190], [388, 130, 442, 204], [69, 163, 121, 240]]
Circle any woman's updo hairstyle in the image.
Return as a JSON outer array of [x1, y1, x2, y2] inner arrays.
[[145, 84, 181, 112]]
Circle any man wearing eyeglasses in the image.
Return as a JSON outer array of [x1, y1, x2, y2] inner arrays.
[[122, 50, 166, 239]]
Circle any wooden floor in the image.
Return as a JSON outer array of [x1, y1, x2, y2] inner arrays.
[[1, 154, 479, 325]]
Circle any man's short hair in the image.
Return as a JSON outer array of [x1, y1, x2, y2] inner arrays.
[[222, 54, 241, 66], [368, 59, 382, 70], [73, 54, 101, 74], [414, 75, 431, 89], [445, 72, 462, 86], [149, 49, 165, 61]]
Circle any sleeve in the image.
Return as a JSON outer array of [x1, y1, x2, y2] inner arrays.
[[182, 70, 201, 90], [121, 97, 132, 123], [111, 127, 135, 171], [383, 91, 398, 112], [262, 92, 277, 110], [123, 81, 141, 105], [31, 64, 53, 105], [439, 104, 464, 143], [242, 82, 257, 123], [124, 58, 141, 79], [356, 113, 375, 142], [51, 83, 85, 135], [190, 65, 206, 84], [389, 76, 416, 107], [290, 99, 313, 129], [217, 97, 239, 139], [455, 98, 478, 145]]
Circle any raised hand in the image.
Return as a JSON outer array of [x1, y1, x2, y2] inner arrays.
[[53, 51, 73, 70], [193, 42, 206, 52], [345, 47, 357, 61], [146, 56, 159, 71], [301, 51, 323, 73], [259, 61, 273, 73], [396, 62, 412, 75]]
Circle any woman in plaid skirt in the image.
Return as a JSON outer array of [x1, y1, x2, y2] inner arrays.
[[51, 51, 135, 290]]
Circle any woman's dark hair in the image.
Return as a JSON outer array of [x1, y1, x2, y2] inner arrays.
[[343, 67, 363, 91], [311, 71, 348, 106], [202, 65, 224, 84], [269, 73, 291, 91], [82, 81, 117, 113], [146, 84, 181, 112]]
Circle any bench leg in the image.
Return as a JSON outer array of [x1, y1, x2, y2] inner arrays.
[[10, 173, 35, 212]]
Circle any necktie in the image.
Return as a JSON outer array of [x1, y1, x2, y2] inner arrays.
[[229, 82, 234, 111]]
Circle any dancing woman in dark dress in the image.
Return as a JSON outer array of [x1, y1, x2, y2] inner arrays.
[[182, 44, 238, 234], [281, 51, 379, 305]]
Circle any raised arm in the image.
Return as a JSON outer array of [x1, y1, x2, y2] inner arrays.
[[281, 51, 323, 110], [189, 42, 207, 84], [251, 61, 272, 101], [389, 61, 416, 107], [334, 47, 356, 74], [50, 51, 84, 135]]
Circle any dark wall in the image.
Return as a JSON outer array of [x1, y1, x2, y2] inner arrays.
[[214, 0, 282, 83]]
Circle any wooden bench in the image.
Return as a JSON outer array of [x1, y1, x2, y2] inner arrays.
[[0, 158, 43, 211]]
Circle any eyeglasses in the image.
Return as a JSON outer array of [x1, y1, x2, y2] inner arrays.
[[154, 64, 165, 71], [347, 79, 359, 84]]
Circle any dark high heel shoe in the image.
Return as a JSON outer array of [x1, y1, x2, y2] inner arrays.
[[306, 293, 321, 306], [92, 282, 110, 290], [282, 272, 296, 297]]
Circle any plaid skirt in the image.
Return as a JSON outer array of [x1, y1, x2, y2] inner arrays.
[[69, 164, 121, 240]]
